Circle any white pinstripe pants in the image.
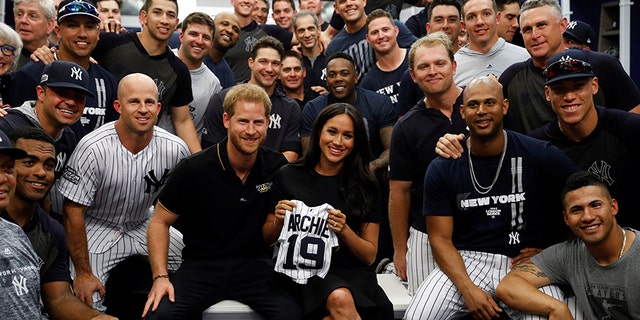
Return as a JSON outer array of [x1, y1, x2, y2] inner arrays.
[[404, 250, 584, 320], [70, 221, 184, 310], [407, 227, 437, 295]]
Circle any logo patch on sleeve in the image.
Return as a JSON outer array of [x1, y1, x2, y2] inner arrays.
[[62, 167, 80, 185]]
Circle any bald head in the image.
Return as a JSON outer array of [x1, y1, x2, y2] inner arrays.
[[213, 12, 241, 50], [464, 76, 504, 102], [118, 73, 158, 101]]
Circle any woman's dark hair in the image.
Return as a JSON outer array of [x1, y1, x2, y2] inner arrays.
[[298, 103, 378, 216]]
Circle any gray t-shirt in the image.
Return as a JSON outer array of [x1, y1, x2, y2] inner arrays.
[[532, 228, 640, 319], [0, 218, 42, 319], [454, 38, 529, 87]]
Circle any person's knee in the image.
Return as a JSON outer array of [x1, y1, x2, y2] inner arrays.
[[326, 288, 357, 313]]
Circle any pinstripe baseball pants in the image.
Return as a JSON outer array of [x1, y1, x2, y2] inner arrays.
[[404, 250, 584, 320], [407, 227, 437, 295], [70, 221, 184, 310]]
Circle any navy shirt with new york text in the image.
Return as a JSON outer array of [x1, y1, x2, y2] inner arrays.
[[423, 131, 578, 257]]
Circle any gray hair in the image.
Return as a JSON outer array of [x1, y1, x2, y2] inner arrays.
[[520, 0, 562, 21], [14, 0, 56, 20], [0, 23, 24, 72], [293, 10, 318, 30]]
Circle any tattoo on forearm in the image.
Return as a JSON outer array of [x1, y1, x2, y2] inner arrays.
[[513, 263, 547, 278]]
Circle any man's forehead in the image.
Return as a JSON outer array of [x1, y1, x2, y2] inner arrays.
[[327, 58, 354, 71], [184, 22, 213, 33], [255, 47, 281, 59], [148, 0, 177, 12], [16, 139, 56, 156], [283, 57, 302, 66]]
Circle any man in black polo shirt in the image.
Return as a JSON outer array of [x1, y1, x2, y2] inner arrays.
[[143, 83, 299, 320]]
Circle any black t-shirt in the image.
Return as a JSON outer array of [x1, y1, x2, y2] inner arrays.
[[529, 106, 640, 229]]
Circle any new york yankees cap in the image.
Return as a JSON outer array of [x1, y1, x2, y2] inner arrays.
[[40, 60, 95, 97], [0, 130, 27, 159], [564, 20, 596, 49], [57, 0, 101, 24], [544, 49, 595, 85]]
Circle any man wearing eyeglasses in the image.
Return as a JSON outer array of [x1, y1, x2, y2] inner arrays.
[[6, 0, 119, 140], [202, 36, 302, 162]]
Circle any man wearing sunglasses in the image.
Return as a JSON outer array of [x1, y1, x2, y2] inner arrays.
[[528, 49, 640, 231], [499, 0, 640, 134], [437, 49, 640, 232], [6, 0, 119, 140]]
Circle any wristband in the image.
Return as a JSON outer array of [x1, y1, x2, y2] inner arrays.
[[153, 274, 169, 281]]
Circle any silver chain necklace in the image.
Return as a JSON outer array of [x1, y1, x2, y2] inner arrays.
[[467, 130, 508, 195], [619, 227, 627, 258]]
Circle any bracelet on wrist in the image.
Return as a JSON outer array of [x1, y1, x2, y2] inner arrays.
[[153, 274, 169, 281]]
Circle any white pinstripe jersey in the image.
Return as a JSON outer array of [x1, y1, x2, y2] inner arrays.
[[274, 200, 339, 284], [59, 122, 189, 253]]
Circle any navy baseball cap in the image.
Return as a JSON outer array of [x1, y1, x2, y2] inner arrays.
[[40, 61, 95, 98], [544, 49, 595, 85], [564, 20, 596, 49], [0, 130, 27, 159], [57, 0, 101, 24]]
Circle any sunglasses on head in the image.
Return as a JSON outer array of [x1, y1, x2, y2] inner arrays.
[[0, 44, 16, 57], [543, 59, 593, 80], [58, 1, 98, 17]]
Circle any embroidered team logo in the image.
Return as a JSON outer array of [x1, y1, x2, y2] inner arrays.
[[256, 182, 272, 193], [508, 231, 520, 245], [12, 275, 29, 296], [144, 169, 170, 193], [269, 114, 282, 129], [62, 166, 80, 185], [567, 21, 578, 30], [71, 66, 83, 80]]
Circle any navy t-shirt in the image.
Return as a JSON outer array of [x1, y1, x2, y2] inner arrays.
[[423, 130, 578, 256]]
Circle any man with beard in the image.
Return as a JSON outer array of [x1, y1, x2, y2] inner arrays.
[[202, 36, 301, 162], [204, 12, 241, 89], [143, 83, 300, 320]]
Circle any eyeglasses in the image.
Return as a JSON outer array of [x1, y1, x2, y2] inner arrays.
[[58, 1, 98, 18], [0, 44, 16, 57], [543, 59, 593, 80]]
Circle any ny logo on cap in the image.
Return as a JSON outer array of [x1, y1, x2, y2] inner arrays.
[[558, 55, 572, 62], [567, 21, 578, 30], [71, 66, 83, 80]]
